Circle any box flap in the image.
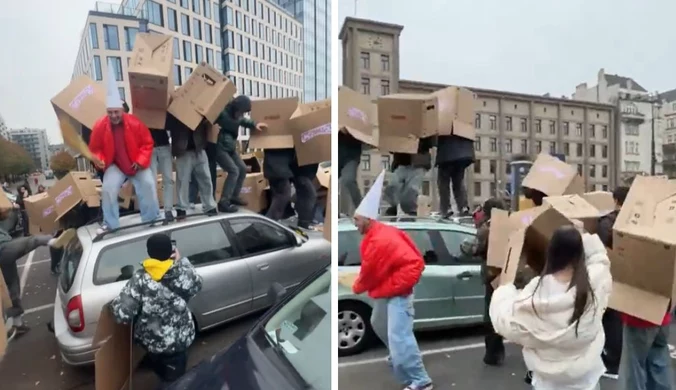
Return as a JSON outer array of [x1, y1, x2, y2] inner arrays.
[[51, 76, 107, 130], [338, 86, 376, 147], [486, 209, 511, 268], [581, 191, 615, 215], [317, 166, 330, 188], [609, 281, 671, 325], [521, 153, 584, 196]]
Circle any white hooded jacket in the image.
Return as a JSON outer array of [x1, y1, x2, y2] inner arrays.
[[489, 233, 613, 389]]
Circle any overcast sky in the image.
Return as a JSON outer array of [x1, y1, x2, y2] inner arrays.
[[0, 0, 114, 144], [338, 0, 676, 98]]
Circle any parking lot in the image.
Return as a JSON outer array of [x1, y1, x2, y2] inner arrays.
[[0, 246, 257, 390]]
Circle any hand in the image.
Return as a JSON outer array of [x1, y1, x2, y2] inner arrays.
[[131, 163, 140, 172], [255, 122, 268, 132], [171, 248, 180, 260], [92, 157, 105, 170]]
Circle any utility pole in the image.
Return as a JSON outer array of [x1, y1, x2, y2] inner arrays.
[[651, 95, 661, 176]]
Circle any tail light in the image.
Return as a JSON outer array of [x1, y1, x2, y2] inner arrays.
[[65, 295, 85, 333]]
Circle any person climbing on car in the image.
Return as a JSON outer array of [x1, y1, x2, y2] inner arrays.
[[109, 233, 203, 386], [435, 134, 475, 218], [213, 95, 267, 212]]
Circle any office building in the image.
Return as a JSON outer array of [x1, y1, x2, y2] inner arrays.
[[275, 0, 331, 101], [9, 128, 51, 170], [339, 17, 618, 213], [0, 113, 8, 140], [221, 0, 304, 100], [659, 89, 676, 177]]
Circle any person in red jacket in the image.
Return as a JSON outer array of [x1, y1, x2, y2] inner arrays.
[[88, 72, 159, 234], [351, 171, 433, 390]]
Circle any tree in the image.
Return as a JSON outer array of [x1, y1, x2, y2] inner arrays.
[[50, 151, 77, 179], [0, 138, 35, 179]]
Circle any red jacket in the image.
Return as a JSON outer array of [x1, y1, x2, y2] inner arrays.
[[353, 222, 425, 299], [622, 312, 671, 328], [89, 113, 154, 171]]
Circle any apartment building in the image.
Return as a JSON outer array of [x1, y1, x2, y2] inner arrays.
[[0, 113, 9, 140], [9, 128, 50, 170], [659, 88, 676, 177], [573, 68, 663, 180], [339, 17, 618, 214]]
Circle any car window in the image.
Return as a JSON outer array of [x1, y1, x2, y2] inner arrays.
[[438, 230, 480, 264], [229, 219, 293, 256], [403, 229, 450, 265], [337, 230, 362, 266], [60, 235, 84, 292]]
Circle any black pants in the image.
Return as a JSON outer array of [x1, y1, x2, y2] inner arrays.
[[602, 308, 623, 372], [483, 283, 504, 363], [205, 142, 218, 197], [147, 350, 188, 386], [437, 162, 469, 215], [50, 247, 64, 273], [266, 177, 316, 226]]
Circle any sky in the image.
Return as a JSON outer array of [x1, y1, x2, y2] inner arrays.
[[337, 0, 676, 98], [0, 0, 119, 144]]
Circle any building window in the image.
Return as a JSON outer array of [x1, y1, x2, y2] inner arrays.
[[520, 139, 528, 153], [206, 48, 214, 65], [146, 1, 164, 26], [549, 141, 556, 154], [225, 6, 233, 25], [203, 0, 211, 18], [602, 145, 608, 158], [168, 8, 178, 31], [589, 165, 596, 178], [173, 64, 182, 86], [625, 124, 639, 136], [193, 19, 202, 40], [173, 37, 180, 59], [602, 165, 608, 178], [490, 182, 496, 196], [180, 0, 189, 8], [360, 52, 370, 69], [575, 123, 582, 136], [505, 116, 512, 131], [381, 54, 390, 72], [361, 153, 371, 171], [181, 14, 191, 36], [489, 160, 497, 174], [576, 143, 583, 157], [474, 182, 482, 197], [563, 121, 569, 135], [214, 27, 220, 46], [505, 163, 511, 175], [535, 141, 542, 153], [489, 115, 496, 130], [184, 66, 193, 80], [490, 137, 497, 152], [192, 0, 201, 14], [381, 80, 390, 96], [89, 23, 99, 49], [505, 139, 512, 153], [589, 124, 596, 138], [235, 11, 242, 29], [213, 2, 220, 23], [577, 164, 583, 175], [118, 87, 125, 101], [195, 44, 203, 63], [107, 56, 123, 81], [124, 27, 139, 51], [535, 119, 542, 133], [601, 125, 608, 139], [204, 23, 212, 43], [183, 40, 193, 62], [520, 118, 527, 132], [103, 25, 120, 50], [361, 77, 370, 95], [475, 137, 481, 151], [474, 161, 481, 174], [381, 155, 391, 170], [92, 55, 103, 81], [589, 144, 596, 157], [564, 142, 570, 155], [549, 120, 556, 134], [475, 114, 481, 129]]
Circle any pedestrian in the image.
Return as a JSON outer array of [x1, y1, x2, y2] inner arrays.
[[383, 137, 436, 216], [109, 233, 202, 386], [350, 171, 434, 390], [88, 71, 160, 234], [490, 226, 612, 390], [149, 116, 175, 222], [435, 135, 475, 217], [338, 130, 363, 210], [213, 96, 267, 212], [596, 186, 629, 380], [168, 115, 218, 220]]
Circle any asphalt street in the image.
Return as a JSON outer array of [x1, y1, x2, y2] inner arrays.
[[0, 246, 257, 390]]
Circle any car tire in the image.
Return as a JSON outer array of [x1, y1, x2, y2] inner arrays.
[[338, 301, 375, 357]]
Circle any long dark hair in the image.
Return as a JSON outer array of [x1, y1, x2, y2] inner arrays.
[[531, 225, 595, 336]]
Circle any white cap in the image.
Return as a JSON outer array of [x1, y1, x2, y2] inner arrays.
[[355, 170, 385, 219], [105, 66, 123, 109]]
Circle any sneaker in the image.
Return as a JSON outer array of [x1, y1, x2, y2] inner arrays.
[[95, 225, 110, 236], [602, 369, 619, 380], [204, 208, 218, 216], [176, 209, 187, 221], [189, 203, 196, 210], [6, 327, 16, 342], [524, 370, 533, 385], [13, 324, 30, 335], [404, 383, 434, 390], [164, 210, 174, 222], [230, 197, 248, 206], [217, 202, 238, 213]]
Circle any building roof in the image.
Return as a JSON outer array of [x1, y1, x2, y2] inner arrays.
[[604, 74, 647, 92], [339, 17, 404, 39], [660, 88, 676, 103]]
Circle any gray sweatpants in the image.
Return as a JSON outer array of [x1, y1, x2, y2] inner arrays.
[[175, 150, 217, 212], [383, 166, 425, 215]]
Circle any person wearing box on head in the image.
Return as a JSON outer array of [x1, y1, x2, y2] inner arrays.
[[149, 115, 175, 222], [435, 134, 475, 218]]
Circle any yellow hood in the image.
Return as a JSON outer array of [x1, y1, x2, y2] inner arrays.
[[142, 258, 174, 281]]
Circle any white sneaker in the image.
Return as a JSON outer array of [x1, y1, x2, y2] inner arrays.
[[189, 203, 196, 210], [96, 225, 109, 235]]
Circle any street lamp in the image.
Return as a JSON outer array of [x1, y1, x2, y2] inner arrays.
[[650, 91, 662, 176]]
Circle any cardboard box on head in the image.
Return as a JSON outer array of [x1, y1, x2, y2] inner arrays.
[[432, 86, 475, 140], [51, 76, 107, 136], [128, 32, 175, 129], [543, 194, 603, 234], [23, 193, 59, 234], [290, 100, 331, 166], [581, 191, 616, 216], [338, 86, 377, 147], [249, 97, 299, 149], [609, 176, 676, 324], [521, 153, 585, 197], [0, 191, 12, 211], [48, 172, 100, 220]]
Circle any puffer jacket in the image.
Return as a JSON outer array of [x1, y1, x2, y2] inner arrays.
[[489, 233, 612, 389], [110, 257, 203, 354], [214, 101, 257, 153], [352, 221, 425, 299]]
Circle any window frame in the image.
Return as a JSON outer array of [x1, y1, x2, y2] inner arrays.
[[224, 216, 297, 259]]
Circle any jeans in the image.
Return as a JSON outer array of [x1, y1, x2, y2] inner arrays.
[[371, 295, 431, 387], [339, 158, 362, 210], [150, 145, 174, 211], [101, 164, 160, 229], [383, 166, 426, 215], [437, 162, 469, 215], [175, 150, 216, 212], [619, 323, 674, 390], [266, 179, 291, 221], [0, 235, 52, 318], [291, 176, 317, 225], [188, 172, 199, 204], [214, 145, 247, 203]]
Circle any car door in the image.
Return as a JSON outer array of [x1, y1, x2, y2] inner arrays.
[[438, 229, 485, 324], [227, 217, 302, 311], [169, 221, 254, 329]]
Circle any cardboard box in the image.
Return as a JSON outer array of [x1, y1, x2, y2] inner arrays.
[[581, 191, 615, 215], [543, 194, 603, 234], [169, 62, 236, 130], [240, 173, 268, 212], [417, 195, 432, 216], [48, 172, 100, 220], [290, 100, 331, 166], [608, 176, 676, 324], [128, 33, 175, 129], [51, 76, 107, 134], [316, 165, 330, 188], [487, 207, 546, 269], [249, 97, 299, 149], [433, 86, 475, 139], [338, 86, 376, 147], [521, 153, 585, 197], [0, 191, 12, 211], [23, 193, 59, 234]]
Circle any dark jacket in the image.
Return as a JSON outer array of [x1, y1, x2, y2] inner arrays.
[[263, 149, 295, 180], [215, 98, 257, 153], [598, 210, 619, 249], [391, 136, 436, 171], [436, 134, 475, 167], [338, 131, 362, 171], [168, 115, 208, 157]]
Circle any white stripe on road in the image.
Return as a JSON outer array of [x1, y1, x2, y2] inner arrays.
[[339, 342, 487, 368], [17, 259, 50, 268], [19, 250, 35, 295], [24, 303, 54, 314]]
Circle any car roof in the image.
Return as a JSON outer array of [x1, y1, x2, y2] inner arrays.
[[336, 216, 477, 234]]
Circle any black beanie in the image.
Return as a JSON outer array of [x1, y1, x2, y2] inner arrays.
[[147, 233, 173, 260]]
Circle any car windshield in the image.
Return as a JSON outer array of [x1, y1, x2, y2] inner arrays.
[[263, 266, 330, 390]]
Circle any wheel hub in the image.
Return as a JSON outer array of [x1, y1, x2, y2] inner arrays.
[[338, 309, 366, 349]]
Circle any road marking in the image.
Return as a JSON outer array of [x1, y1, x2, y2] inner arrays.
[[17, 259, 50, 268], [19, 250, 35, 295], [339, 342, 486, 368], [25, 303, 54, 314]]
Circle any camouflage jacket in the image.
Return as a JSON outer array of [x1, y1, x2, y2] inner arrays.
[[110, 257, 203, 355]]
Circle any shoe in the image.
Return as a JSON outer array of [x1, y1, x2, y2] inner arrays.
[[49, 228, 76, 248], [164, 210, 174, 222], [46, 321, 54, 333], [6, 326, 16, 342], [524, 370, 533, 385], [403, 383, 434, 390], [205, 208, 218, 216], [95, 225, 110, 236], [384, 206, 397, 216], [50, 269, 60, 276], [13, 324, 30, 335], [217, 202, 238, 213], [483, 352, 505, 366], [602, 369, 619, 380], [176, 209, 187, 221], [189, 203, 196, 210], [230, 197, 248, 206]]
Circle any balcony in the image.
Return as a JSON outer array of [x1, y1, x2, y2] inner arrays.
[[95, 1, 138, 17], [620, 107, 646, 124]]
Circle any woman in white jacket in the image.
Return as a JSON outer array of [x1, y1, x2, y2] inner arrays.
[[489, 225, 613, 390]]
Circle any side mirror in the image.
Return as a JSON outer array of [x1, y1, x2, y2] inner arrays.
[[268, 282, 287, 305]]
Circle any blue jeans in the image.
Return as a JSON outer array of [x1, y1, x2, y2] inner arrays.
[[213, 145, 246, 203], [150, 145, 174, 211], [101, 164, 159, 229], [175, 150, 216, 211], [619, 323, 674, 390], [371, 295, 431, 387]]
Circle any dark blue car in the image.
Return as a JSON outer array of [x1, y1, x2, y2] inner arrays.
[[166, 263, 331, 390]]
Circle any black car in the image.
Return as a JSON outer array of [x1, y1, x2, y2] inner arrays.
[[166, 263, 332, 390]]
